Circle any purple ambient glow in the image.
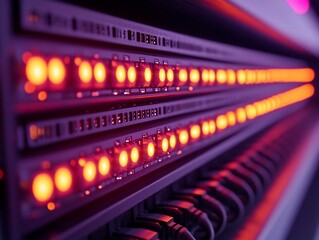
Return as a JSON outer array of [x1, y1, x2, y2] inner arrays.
[[286, 0, 310, 14]]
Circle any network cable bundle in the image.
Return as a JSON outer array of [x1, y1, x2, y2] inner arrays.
[[0, 0, 319, 240]]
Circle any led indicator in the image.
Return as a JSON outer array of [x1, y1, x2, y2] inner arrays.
[[78, 61, 92, 83], [162, 138, 169, 152], [98, 156, 111, 176], [178, 69, 188, 84], [147, 142, 155, 158], [119, 150, 129, 168], [131, 147, 140, 163], [245, 104, 257, 119], [93, 62, 106, 83], [236, 108, 247, 123], [226, 111, 236, 126], [227, 69, 236, 85], [48, 58, 65, 85], [209, 120, 216, 134], [167, 68, 174, 85], [83, 161, 97, 182], [237, 70, 246, 84], [26, 56, 47, 85], [116, 65, 126, 83], [208, 69, 215, 84], [178, 130, 189, 145], [216, 115, 228, 130], [201, 69, 209, 85], [201, 121, 210, 136], [127, 66, 137, 84], [32, 173, 54, 202], [217, 69, 227, 84], [54, 167, 72, 193], [144, 67, 152, 83], [190, 69, 200, 84], [169, 134, 177, 149], [190, 125, 201, 139], [159, 68, 166, 83]]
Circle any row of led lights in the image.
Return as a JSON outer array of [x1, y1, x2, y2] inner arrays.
[[27, 84, 314, 211], [23, 53, 315, 94]]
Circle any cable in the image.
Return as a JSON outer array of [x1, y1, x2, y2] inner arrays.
[[174, 187, 227, 235], [199, 180, 245, 224], [204, 170, 256, 208], [155, 200, 215, 240]]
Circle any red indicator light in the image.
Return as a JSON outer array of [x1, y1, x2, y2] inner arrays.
[[54, 167, 72, 193], [48, 58, 66, 85], [157, 133, 169, 154], [78, 61, 93, 84], [32, 172, 54, 203], [26, 56, 47, 86], [47, 202, 56, 211], [245, 104, 257, 119], [130, 146, 140, 163], [127, 65, 137, 87], [142, 137, 156, 160], [144, 67, 152, 86], [209, 120, 216, 134]]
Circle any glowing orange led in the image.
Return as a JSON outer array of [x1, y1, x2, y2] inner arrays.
[[131, 147, 140, 163], [47, 202, 56, 211], [54, 167, 72, 193], [147, 142, 155, 158], [98, 156, 111, 176], [32, 173, 54, 202], [169, 133, 177, 149], [209, 120, 216, 134], [48, 58, 65, 85], [245, 104, 257, 119], [178, 69, 188, 84], [119, 150, 129, 168], [227, 69, 236, 85], [115, 65, 126, 83], [190, 69, 200, 85], [127, 66, 137, 84], [226, 111, 236, 126], [93, 62, 106, 83], [159, 68, 166, 83], [217, 70, 227, 84], [201, 121, 210, 136], [208, 69, 215, 85], [78, 61, 92, 83], [201, 69, 209, 85], [236, 108, 247, 123], [26, 56, 47, 85], [190, 125, 201, 139], [144, 67, 152, 84], [237, 70, 246, 84], [178, 129, 189, 145], [37, 91, 47, 101], [216, 115, 228, 130], [83, 161, 97, 182], [167, 68, 174, 86], [161, 138, 169, 152]]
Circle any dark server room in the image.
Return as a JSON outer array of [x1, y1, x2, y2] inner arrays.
[[1, 0, 319, 239]]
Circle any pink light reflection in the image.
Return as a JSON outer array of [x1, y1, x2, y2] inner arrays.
[[286, 0, 310, 15]]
